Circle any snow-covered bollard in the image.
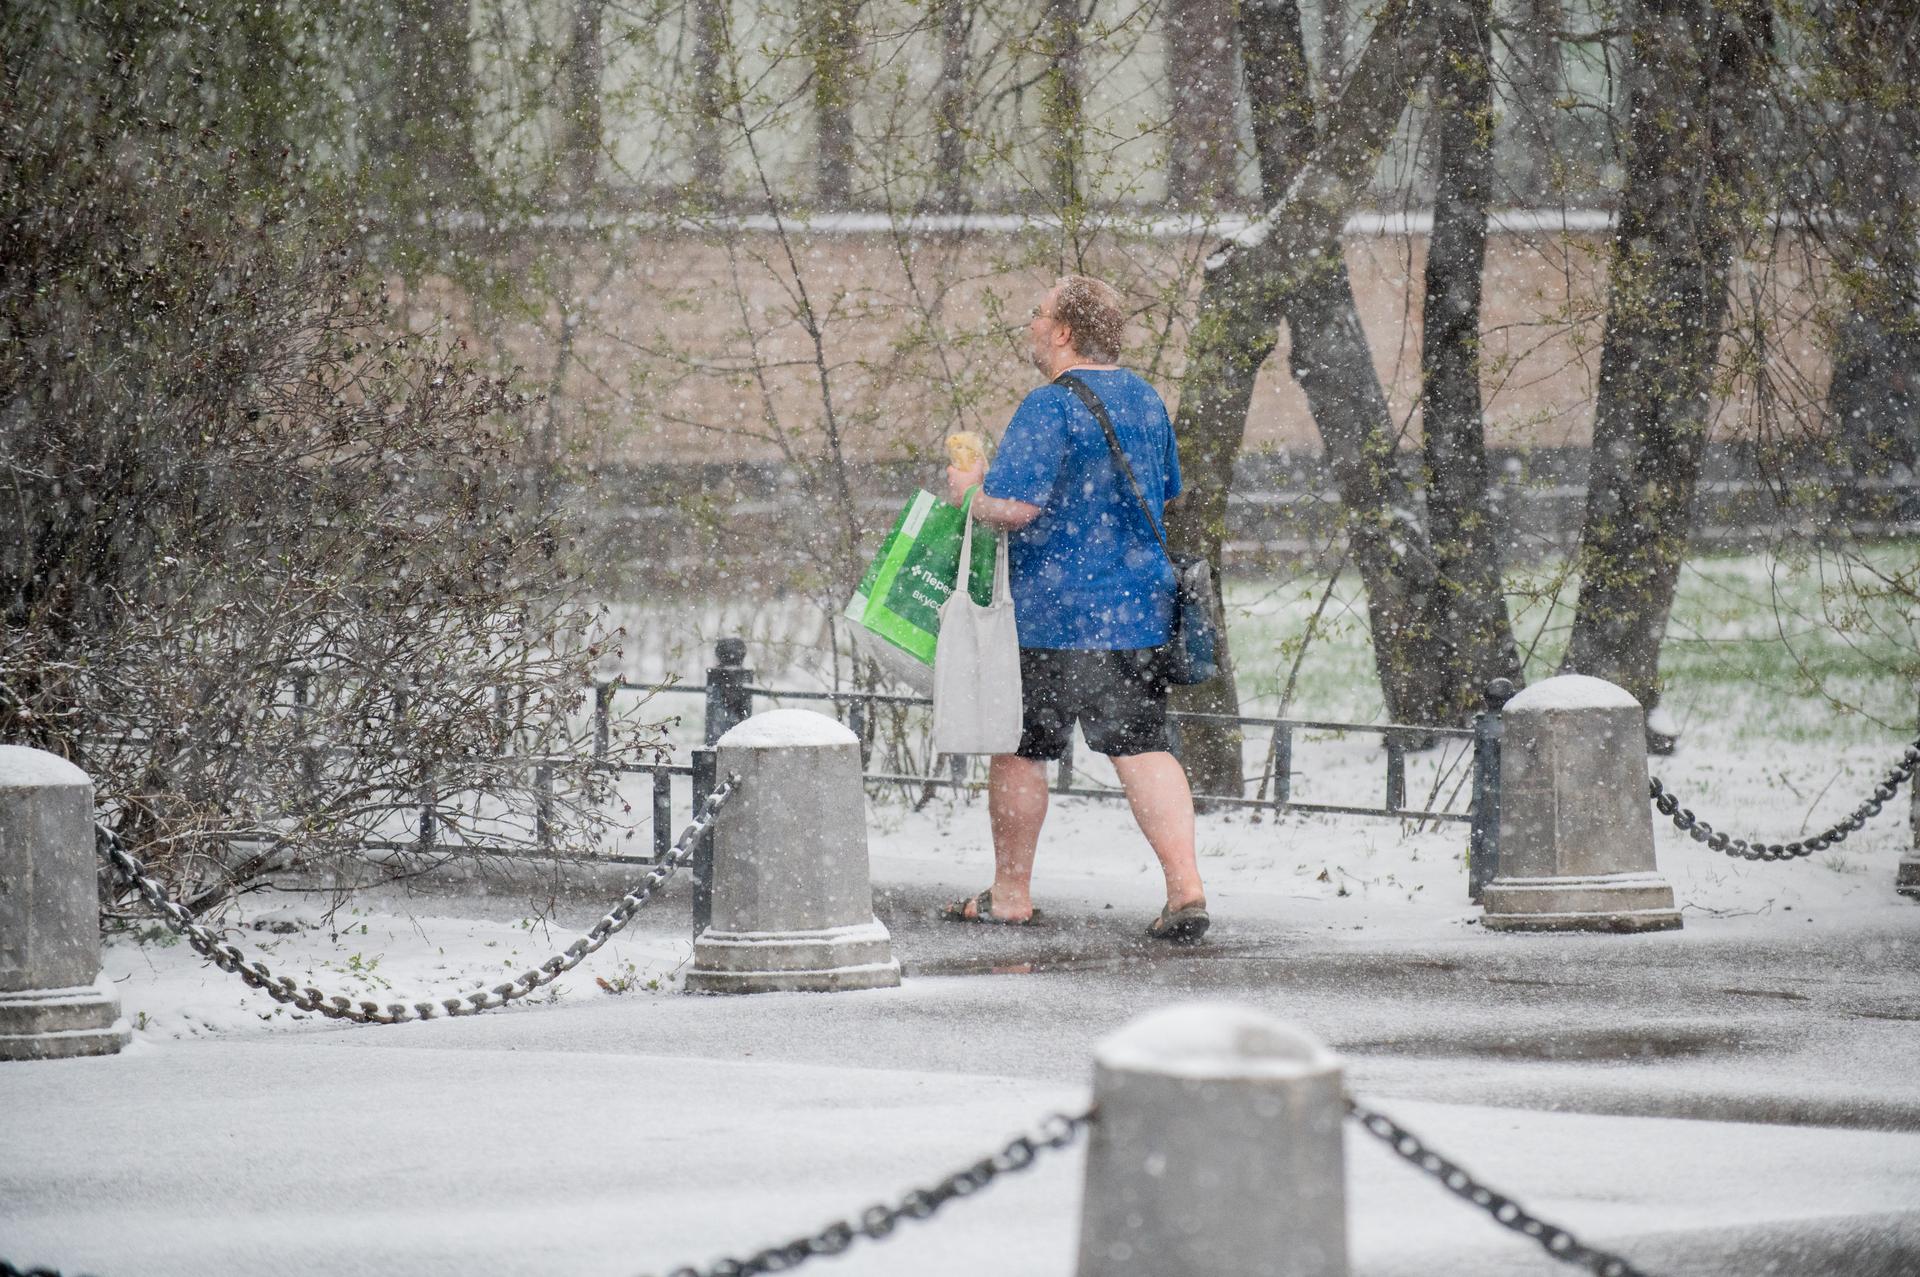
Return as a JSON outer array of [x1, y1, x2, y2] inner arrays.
[[1480, 675, 1682, 933], [1077, 1004, 1348, 1277], [0, 747, 130, 1061], [685, 709, 901, 994]]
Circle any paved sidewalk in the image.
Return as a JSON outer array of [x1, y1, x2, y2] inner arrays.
[[5, 864, 1919, 1277]]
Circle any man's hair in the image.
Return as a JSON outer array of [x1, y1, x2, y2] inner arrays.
[[1051, 274, 1126, 363]]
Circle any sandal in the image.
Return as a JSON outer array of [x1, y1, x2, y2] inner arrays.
[[1147, 901, 1210, 944], [941, 889, 1043, 927]]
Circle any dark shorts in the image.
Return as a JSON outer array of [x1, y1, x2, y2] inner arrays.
[[1015, 647, 1170, 761]]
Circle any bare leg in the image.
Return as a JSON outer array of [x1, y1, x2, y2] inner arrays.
[[1110, 750, 1205, 910], [967, 752, 1048, 921]]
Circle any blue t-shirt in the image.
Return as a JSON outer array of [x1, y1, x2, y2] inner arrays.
[[983, 369, 1183, 650]]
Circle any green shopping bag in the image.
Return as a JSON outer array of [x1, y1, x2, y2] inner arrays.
[[844, 489, 997, 666]]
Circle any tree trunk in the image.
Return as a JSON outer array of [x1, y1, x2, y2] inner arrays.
[[377, 0, 482, 209], [1562, 0, 1772, 716], [1319, 0, 1349, 97], [691, 0, 727, 199], [1168, 0, 1441, 792], [559, 0, 605, 202], [932, 0, 971, 211], [810, 1, 860, 206], [1043, 0, 1084, 213], [1420, 0, 1521, 714], [1817, 4, 1920, 505], [1243, 0, 1317, 169], [1500, 0, 1565, 203], [1166, 0, 1242, 208]]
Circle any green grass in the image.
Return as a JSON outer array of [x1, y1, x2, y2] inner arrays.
[[1223, 543, 1918, 749]]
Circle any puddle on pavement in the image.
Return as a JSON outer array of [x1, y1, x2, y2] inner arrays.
[[1344, 1023, 1754, 1062], [1719, 987, 1811, 1002], [1847, 1007, 1920, 1022], [908, 939, 1277, 978]]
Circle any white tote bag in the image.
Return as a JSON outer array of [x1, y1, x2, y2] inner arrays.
[[932, 502, 1023, 755]]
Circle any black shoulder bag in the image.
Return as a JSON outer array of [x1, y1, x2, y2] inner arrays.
[[1053, 371, 1219, 686]]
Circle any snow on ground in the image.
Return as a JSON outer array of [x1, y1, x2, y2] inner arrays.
[[10, 552, 1919, 1275], [28, 720, 1906, 1276], [97, 731, 1914, 1049]]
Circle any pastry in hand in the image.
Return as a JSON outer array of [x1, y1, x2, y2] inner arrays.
[[946, 430, 990, 472]]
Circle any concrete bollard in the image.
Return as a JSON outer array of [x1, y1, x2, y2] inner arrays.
[[685, 709, 901, 994], [1, 747, 130, 1061], [1077, 1004, 1348, 1277], [1479, 674, 1682, 933]]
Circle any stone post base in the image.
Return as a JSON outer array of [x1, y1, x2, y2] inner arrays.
[[1480, 872, 1682, 933], [1897, 854, 1920, 901], [686, 919, 902, 994], [0, 984, 131, 1061]]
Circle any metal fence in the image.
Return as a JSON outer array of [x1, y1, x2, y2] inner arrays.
[[96, 638, 1508, 916], [642, 639, 1502, 927]]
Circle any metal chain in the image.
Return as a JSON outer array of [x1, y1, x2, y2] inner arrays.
[[1347, 1097, 1651, 1277], [647, 1109, 1094, 1277], [94, 774, 740, 1025], [0, 1107, 1087, 1277], [1649, 738, 1918, 863]]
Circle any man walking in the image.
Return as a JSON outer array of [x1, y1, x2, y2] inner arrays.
[[942, 274, 1210, 943]]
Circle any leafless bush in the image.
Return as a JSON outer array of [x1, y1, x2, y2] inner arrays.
[[1, 8, 657, 913]]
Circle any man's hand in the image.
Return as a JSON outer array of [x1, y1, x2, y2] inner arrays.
[[946, 463, 985, 508], [947, 462, 1041, 528]]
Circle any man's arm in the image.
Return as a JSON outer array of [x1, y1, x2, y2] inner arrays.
[[947, 464, 1042, 528]]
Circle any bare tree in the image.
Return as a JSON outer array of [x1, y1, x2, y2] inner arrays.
[[1496, 0, 1566, 203], [1561, 0, 1773, 734], [1420, 0, 1522, 712], [810, 0, 863, 205], [1167, 0, 1443, 790], [1801, 4, 1920, 499], [374, 0, 484, 209], [559, 0, 606, 201], [1166, 0, 1243, 207], [932, 0, 974, 210], [2, 2, 639, 907], [691, 0, 730, 199], [1042, 0, 1085, 213]]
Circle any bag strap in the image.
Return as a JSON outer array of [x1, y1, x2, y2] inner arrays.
[[955, 488, 976, 596], [1053, 371, 1175, 567], [954, 488, 1011, 606]]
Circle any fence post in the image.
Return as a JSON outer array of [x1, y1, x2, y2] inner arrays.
[[1271, 721, 1293, 808], [392, 679, 411, 748], [687, 710, 901, 993], [534, 764, 553, 855], [1384, 733, 1407, 812], [593, 678, 615, 761], [1468, 678, 1514, 903], [691, 747, 716, 934], [1077, 1003, 1348, 1277], [493, 685, 511, 749], [652, 763, 672, 862], [290, 666, 319, 791], [852, 698, 875, 768], [0, 748, 130, 1061], [1901, 684, 1920, 901], [417, 776, 436, 851], [704, 637, 753, 746]]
